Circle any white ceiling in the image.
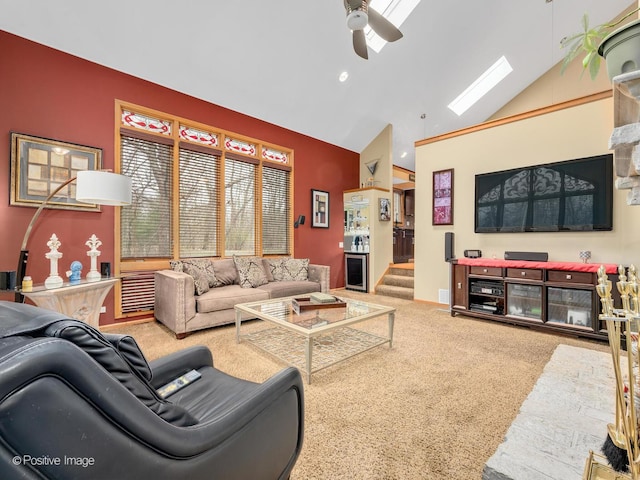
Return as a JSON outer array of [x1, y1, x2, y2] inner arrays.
[[0, 0, 633, 172]]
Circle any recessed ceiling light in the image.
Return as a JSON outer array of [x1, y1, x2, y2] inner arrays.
[[339, 71, 349, 82], [365, 0, 421, 53], [447, 56, 513, 116]]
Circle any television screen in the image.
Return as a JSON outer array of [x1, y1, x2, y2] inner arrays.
[[475, 154, 613, 233]]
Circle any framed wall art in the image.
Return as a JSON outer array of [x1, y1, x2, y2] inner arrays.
[[311, 189, 329, 228], [433, 168, 454, 225], [10, 133, 102, 212], [379, 197, 391, 221]]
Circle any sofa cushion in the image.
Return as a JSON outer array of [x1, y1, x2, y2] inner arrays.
[[267, 258, 309, 281], [257, 280, 321, 299], [211, 258, 239, 286], [196, 285, 269, 313], [233, 256, 269, 288]]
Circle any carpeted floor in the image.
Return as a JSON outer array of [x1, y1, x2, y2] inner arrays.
[[108, 290, 611, 479]]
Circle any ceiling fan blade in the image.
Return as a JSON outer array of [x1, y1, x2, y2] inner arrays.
[[368, 7, 403, 42], [353, 29, 368, 59]]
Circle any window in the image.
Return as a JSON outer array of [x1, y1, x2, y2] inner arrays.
[[225, 157, 256, 256], [116, 102, 294, 318], [262, 164, 291, 255], [179, 146, 220, 257], [120, 134, 173, 258]]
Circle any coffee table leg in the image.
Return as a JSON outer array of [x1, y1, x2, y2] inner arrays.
[[235, 309, 242, 343], [306, 337, 313, 384], [388, 312, 395, 348]]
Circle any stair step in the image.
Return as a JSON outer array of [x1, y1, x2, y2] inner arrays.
[[388, 267, 414, 277], [382, 274, 414, 288], [375, 284, 414, 300]]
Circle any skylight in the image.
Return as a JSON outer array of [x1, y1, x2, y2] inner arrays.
[[447, 56, 513, 116], [365, 0, 421, 53]]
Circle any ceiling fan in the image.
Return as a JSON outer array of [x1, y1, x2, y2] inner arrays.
[[344, 0, 403, 59]]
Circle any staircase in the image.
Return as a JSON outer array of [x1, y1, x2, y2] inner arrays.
[[375, 265, 414, 300]]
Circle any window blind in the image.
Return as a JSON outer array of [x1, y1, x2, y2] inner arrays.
[[179, 147, 220, 257], [262, 165, 291, 255], [225, 158, 256, 256], [120, 135, 173, 259]]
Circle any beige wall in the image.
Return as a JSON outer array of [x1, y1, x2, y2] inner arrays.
[[414, 96, 640, 304], [490, 56, 612, 120], [359, 124, 394, 287], [361, 124, 393, 189], [490, 2, 637, 120]]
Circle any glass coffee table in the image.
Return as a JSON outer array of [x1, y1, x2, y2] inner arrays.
[[235, 296, 395, 383]]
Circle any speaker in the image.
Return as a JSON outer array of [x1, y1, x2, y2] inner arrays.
[[444, 232, 455, 262], [504, 251, 548, 262], [294, 215, 306, 228], [100, 262, 111, 278], [0, 271, 16, 290]]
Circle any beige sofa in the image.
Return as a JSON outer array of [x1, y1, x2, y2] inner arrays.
[[154, 257, 330, 338]]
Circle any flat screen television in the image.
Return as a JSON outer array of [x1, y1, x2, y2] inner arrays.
[[474, 154, 613, 233]]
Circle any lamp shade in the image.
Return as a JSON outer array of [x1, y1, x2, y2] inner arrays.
[[75, 170, 132, 206]]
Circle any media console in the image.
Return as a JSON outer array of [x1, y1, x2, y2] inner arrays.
[[450, 258, 619, 342]]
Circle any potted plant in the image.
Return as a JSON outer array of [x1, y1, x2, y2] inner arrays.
[[561, 7, 640, 80]]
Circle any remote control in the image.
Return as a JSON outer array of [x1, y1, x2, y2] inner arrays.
[[157, 369, 202, 398]]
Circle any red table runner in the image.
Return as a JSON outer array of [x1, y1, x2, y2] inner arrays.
[[455, 257, 618, 274]]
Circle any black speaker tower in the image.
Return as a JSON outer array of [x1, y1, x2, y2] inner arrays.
[[444, 232, 455, 262]]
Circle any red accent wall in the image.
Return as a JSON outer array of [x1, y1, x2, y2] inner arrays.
[[0, 31, 358, 324]]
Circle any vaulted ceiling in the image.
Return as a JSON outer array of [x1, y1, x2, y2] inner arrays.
[[0, 0, 633, 172]]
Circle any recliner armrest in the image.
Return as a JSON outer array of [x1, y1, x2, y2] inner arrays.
[[149, 346, 213, 388]]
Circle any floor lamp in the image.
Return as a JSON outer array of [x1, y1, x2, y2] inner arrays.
[[16, 170, 132, 302]]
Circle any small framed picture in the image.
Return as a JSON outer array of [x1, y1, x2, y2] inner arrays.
[[433, 168, 454, 225], [379, 198, 391, 221], [311, 189, 329, 228]]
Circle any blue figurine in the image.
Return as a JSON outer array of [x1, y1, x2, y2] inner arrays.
[[69, 261, 83, 284]]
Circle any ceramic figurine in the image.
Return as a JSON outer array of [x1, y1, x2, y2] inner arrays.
[[44, 234, 63, 289], [68, 261, 83, 284], [85, 234, 102, 282]]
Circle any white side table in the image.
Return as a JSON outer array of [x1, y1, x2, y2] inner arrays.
[[21, 278, 118, 328]]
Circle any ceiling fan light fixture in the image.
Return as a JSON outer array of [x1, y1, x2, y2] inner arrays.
[[347, 10, 369, 30]]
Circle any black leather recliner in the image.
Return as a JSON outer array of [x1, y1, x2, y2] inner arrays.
[[0, 301, 304, 480]]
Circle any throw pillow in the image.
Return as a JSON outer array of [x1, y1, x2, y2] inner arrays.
[[182, 259, 213, 295], [269, 258, 309, 281], [169, 260, 184, 272], [182, 258, 227, 292], [233, 255, 269, 288], [211, 258, 239, 286]]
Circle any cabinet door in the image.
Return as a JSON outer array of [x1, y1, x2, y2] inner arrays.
[[547, 287, 594, 330], [452, 264, 468, 310], [506, 283, 543, 320], [393, 229, 401, 262], [404, 190, 415, 216], [404, 230, 414, 261]]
